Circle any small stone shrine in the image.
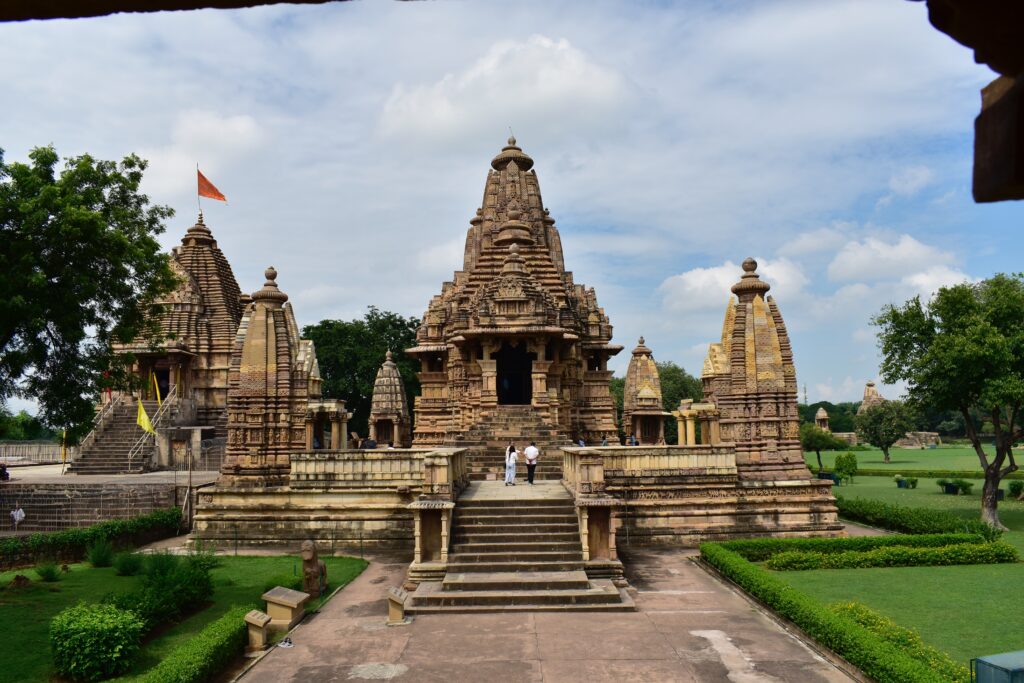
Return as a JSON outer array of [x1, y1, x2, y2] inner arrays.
[[815, 407, 830, 431], [368, 351, 412, 448], [622, 337, 669, 444]]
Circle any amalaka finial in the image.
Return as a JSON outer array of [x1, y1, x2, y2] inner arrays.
[[638, 336, 645, 345], [197, 210, 205, 224], [386, 350, 393, 362], [508, 135, 516, 146], [731, 256, 771, 299], [252, 265, 288, 306], [264, 266, 277, 284], [742, 257, 757, 273]]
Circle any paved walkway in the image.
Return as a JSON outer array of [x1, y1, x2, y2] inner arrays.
[[240, 549, 852, 683], [0, 463, 219, 484]]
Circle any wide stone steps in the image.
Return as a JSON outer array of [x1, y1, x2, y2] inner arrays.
[[452, 531, 580, 544], [69, 401, 161, 474], [413, 584, 624, 607], [442, 559, 587, 573], [451, 541, 577, 554], [442, 570, 590, 591]]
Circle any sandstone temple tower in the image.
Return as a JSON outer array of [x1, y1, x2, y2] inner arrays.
[[701, 258, 813, 481], [368, 351, 412, 448], [408, 138, 620, 447], [622, 337, 668, 444]]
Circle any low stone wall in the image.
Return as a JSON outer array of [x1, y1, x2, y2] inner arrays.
[[0, 482, 178, 534], [192, 448, 466, 554]]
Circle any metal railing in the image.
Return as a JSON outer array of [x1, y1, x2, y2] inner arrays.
[[126, 385, 177, 472], [77, 394, 123, 456]]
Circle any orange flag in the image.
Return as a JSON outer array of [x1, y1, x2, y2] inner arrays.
[[197, 169, 227, 202]]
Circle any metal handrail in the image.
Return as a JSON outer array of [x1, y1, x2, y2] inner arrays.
[[126, 385, 177, 472], [78, 394, 124, 454]]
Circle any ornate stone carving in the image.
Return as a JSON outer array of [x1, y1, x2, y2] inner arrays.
[[301, 540, 327, 597]]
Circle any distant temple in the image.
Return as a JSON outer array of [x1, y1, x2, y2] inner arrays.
[[622, 337, 668, 444], [857, 381, 886, 415], [815, 407, 830, 431], [408, 137, 620, 454], [368, 351, 412, 448]]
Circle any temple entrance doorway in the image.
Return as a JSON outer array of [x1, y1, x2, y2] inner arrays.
[[375, 420, 394, 445], [639, 417, 661, 445], [494, 341, 534, 405]]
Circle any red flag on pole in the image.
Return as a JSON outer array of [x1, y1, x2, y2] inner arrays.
[[197, 169, 227, 202]]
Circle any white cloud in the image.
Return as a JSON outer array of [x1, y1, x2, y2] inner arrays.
[[901, 265, 975, 299], [828, 235, 954, 282], [778, 224, 852, 257], [889, 165, 934, 196], [659, 262, 739, 313]]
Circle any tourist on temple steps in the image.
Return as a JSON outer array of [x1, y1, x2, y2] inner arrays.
[[10, 502, 25, 531], [524, 442, 540, 484], [504, 442, 518, 486], [601, 436, 609, 447], [362, 436, 377, 449]]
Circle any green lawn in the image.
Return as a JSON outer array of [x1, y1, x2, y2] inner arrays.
[[804, 445, 996, 472], [0, 554, 367, 683], [778, 475, 1024, 665]]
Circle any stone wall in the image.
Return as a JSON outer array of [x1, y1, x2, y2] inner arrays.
[[0, 482, 178, 534]]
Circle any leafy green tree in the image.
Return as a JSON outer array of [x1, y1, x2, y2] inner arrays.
[[833, 451, 858, 483], [0, 406, 57, 441], [799, 423, 846, 470], [302, 307, 420, 438], [798, 401, 858, 433], [608, 361, 701, 445], [608, 376, 625, 443], [0, 146, 175, 441], [875, 274, 1024, 529], [855, 401, 915, 465]]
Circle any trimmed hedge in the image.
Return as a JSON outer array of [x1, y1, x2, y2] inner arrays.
[[700, 543, 947, 683], [50, 602, 145, 682], [841, 469, 1024, 480], [831, 603, 969, 682], [835, 496, 1001, 540], [140, 605, 249, 683], [719, 533, 984, 562], [0, 507, 181, 567], [105, 553, 214, 631], [766, 541, 1018, 571]]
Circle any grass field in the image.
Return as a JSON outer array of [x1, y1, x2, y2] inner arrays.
[[779, 476, 1024, 664], [804, 445, 996, 472], [0, 554, 367, 683]]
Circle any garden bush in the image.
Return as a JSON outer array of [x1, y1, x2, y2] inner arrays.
[[140, 605, 249, 683], [86, 539, 115, 568], [765, 541, 1018, 571], [719, 533, 984, 562], [833, 452, 858, 482], [835, 496, 1001, 540], [951, 478, 973, 495], [699, 543, 947, 682], [831, 602, 969, 682], [0, 507, 181, 568], [36, 560, 62, 582], [854, 469, 1024, 480], [1010, 480, 1024, 498], [50, 602, 145, 681], [113, 551, 144, 576], [262, 573, 302, 594], [106, 554, 214, 631]]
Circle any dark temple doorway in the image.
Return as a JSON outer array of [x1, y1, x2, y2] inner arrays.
[[494, 341, 534, 405]]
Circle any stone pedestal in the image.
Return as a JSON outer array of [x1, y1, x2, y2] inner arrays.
[[245, 609, 272, 653], [261, 586, 310, 631]]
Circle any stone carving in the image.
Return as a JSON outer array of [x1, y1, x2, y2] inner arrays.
[[815, 407, 830, 431], [369, 351, 412, 447], [301, 540, 327, 597], [407, 138, 621, 445], [622, 337, 668, 444]]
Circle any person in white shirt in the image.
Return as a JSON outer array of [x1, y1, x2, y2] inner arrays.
[[524, 442, 540, 484], [11, 502, 25, 531], [504, 443, 518, 486]]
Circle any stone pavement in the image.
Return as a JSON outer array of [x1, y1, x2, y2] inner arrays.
[[240, 548, 853, 683]]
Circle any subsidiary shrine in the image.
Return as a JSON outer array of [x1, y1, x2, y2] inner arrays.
[[79, 138, 840, 612]]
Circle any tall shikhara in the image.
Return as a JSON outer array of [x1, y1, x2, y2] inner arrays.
[[408, 138, 621, 444], [702, 258, 811, 480]]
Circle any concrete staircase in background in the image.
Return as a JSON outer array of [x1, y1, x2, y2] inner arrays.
[[448, 405, 570, 481], [68, 400, 159, 475]]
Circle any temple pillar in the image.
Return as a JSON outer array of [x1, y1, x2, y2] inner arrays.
[[531, 360, 552, 416], [412, 512, 422, 564], [685, 414, 697, 445], [329, 414, 342, 449], [710, 418, 722, 445], [478, 359, 497, 411], [304, 420, 314, 450]]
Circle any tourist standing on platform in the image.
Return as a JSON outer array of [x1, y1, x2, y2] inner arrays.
[[504, 443, 518, 486], [11, 502, 25, 531], [524, 442, 540, 484]]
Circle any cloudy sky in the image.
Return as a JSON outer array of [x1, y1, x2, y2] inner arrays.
[[3, 0, 1022, 410]]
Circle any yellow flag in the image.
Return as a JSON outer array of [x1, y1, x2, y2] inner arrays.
[[137, 399, 156, 435], [151, 371, 162, 407]]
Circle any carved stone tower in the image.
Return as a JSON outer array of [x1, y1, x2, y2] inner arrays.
[[220, 267, 320, 488], [408, 138, 621, 445], [369, 351, 412, 447], [622, 337, 668, 444], [815, 407, 831, 431], [701, 258, 811, 480]]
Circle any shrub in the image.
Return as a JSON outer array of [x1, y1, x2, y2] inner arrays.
[[140, 605, 249, 683], [1010, 480, 1024, 498], [951, 479, 973, 495], [262, 573, 302, 594], [834, 452, 858, 483], [50, 602, 144, 681], [700, 543, 946, 682], [765, 541, 1018, 571], [107, 554, 214, 631], [720, 533, 984, 562], [36, 560, 62, 582], [835, 496, 1001, 541], [113, 551, 144, 576], [831, 603, 969, 682], [0, 507, 181, 568], [905, 477, 918, 489], [87, 539, 115, 568]]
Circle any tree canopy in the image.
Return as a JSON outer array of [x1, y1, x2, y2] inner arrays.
[[855, 401, 915, 464], [799, 423, 847, 471], [798, 401, 858, 433], [302, 307, 420, 438], [0, 146, 176, 441], [875, 273, 1024, 529], [0, 406, 57, 441], [609, 360, 702, 444]]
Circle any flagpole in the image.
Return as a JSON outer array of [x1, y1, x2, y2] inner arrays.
[[196, 163, 202, 216]]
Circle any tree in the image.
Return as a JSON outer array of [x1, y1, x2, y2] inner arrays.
[[855, 401, 914, 464], [833, 451, 858, 484], [0, 146, 176, 441], [302, 307, 420, 439], [799, 423, 845, 470], [798, 401, 858, 433], [0, 406, 57, 441], [608, 376, 625, 442], [875, 274, 1024, 530], [656, 361, 702, 444]]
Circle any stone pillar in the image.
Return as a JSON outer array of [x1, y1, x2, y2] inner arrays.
[[578, 507, 590, 561], [412, 511, 422, 564], [685, 414, 697, 445], [329, 414, 342, 449], [478, 359, 497, 411], [440, 509, 450, 563], [531, 360, 552, 416], [710, 418, 722, 445], [304, 420, 314, 450]]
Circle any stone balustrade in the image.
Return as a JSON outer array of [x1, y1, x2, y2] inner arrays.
[[289, 448, 467, 494], [563, 445, 737, 488]]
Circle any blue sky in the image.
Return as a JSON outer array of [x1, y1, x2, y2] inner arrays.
[[2, 0, 1021, 413]]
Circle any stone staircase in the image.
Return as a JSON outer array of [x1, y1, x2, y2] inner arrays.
[[449, 406, 570, 481], [68, 400, 160, 475], [405, 482, 633, 613]]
